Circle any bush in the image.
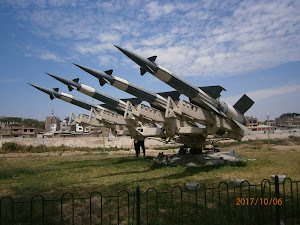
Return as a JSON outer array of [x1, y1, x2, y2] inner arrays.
[[288, 135, 300, 144], [1, 142, 20, 152]]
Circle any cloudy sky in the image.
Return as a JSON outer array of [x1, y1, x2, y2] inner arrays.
[[0, 0, 299, 121]]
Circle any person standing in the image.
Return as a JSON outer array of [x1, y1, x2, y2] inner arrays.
[[139, 139, 146, 156], [134, 140, 140, 157]]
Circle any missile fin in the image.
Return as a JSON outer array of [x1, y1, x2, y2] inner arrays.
[[99, 78, 107, 86], [147, 56, 157, 62], [158, 90, 181, 101], [104, 70, 113, 75], [49, 94, 55, 100], [140, 67, 147, 76], [121, 97, 142, 106], [233, 94, 254, 114], [73, 78, 79, 83], [233, 119, 252, 135], [53, 88, 59, 92], [199, 85, 226, 99], [68, 85, 74, 92]]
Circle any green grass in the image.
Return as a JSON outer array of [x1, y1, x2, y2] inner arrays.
[[0, 142, 129, 153], [0, 142, 299, 199], [0, 142, 299, 225]]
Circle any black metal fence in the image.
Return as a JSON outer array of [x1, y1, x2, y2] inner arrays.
[[1, 176, 299, 225]]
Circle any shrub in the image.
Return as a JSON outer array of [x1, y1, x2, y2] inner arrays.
[[1, 142, 19, 152], [288, 135, 300, 144]]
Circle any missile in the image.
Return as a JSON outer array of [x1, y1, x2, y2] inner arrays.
[[115, 45, 254, 130], [46, 73, 139, 112], [28, 83, 106, 112], [73, 63, 180, 109]]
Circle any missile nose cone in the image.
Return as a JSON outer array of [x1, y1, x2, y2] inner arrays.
[[74, 63, 114, 85], [114, 45, 158, 75], [114, 45, 129, 56], [114, 45, 135, 60], [73, 63, 92, 74], [28, 83, 43, 91], [28, 83, 35, 88], [45, 72, 57, 80]]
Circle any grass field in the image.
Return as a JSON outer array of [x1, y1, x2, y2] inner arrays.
[[0, 138, 300, 199]]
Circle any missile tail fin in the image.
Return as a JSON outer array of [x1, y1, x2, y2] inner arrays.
[[99, 78, 107, 86], [53, 88, 59, 92], [140, 67, 147, 75], [158, 90, 181, 101], [147, 56, 157, 62], [121, 97, 142, 106], [68, 85, 74, 91], [104, 69, 113, 75], [73, 78, 79, 83], [199, 85, 226, 99], [233, 94, 254, 114], [49, 94, 55, 100]]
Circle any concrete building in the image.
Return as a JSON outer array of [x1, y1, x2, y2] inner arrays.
[[246, 116, 276, 132], [275, 113, 300, 129], [45, 113, 60, 132], [0, 126, 44, 138], [60, 120, 71, 132]]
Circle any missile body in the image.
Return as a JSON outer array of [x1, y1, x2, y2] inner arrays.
[[29, 83, 159, 138], [73, 64, 169, 109], [115, 46, 254, 126], [46, 73, 128, 111], [28, 83, 105, 112]]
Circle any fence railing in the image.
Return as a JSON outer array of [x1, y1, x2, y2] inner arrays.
[[0, 176, 299, 225]]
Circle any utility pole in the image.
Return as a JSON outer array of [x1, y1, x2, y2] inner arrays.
[[266, 113, 270, 145]]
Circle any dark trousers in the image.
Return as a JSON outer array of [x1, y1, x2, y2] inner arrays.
[[134, 140, 146, 156]]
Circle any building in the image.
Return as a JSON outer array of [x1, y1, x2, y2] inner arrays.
[[275, 113, 300, 129], [246, 116, 259, 128], [0, 126, 44, 138], [45, 115, 60, 132], [70, 124, 84, 132], [60, 120, 71, 132], [245, 116, 276, 132]]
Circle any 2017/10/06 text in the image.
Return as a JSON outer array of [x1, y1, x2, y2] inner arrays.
[[236, 198, 282, 206]]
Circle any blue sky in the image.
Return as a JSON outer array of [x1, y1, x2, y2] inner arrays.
[[0, 0, 299, 122]]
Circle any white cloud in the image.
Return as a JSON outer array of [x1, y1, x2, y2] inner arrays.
[[221, 83, 300, 120], [39, 52, 64, 62], [222, 84, 300, 107], [1, 0, 300, 78], [248, 84, 300, 102]]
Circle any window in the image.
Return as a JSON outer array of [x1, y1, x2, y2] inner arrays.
[[24, 129, 28, 132], [30, 129, 33, 132]]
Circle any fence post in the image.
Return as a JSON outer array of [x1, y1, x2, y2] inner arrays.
[[136, 186, 141, 225], [275, 175, 280, 225]]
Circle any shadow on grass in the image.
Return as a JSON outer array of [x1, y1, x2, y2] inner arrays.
[[135, 161, 247, 182], [56, 156, 143, 169]]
